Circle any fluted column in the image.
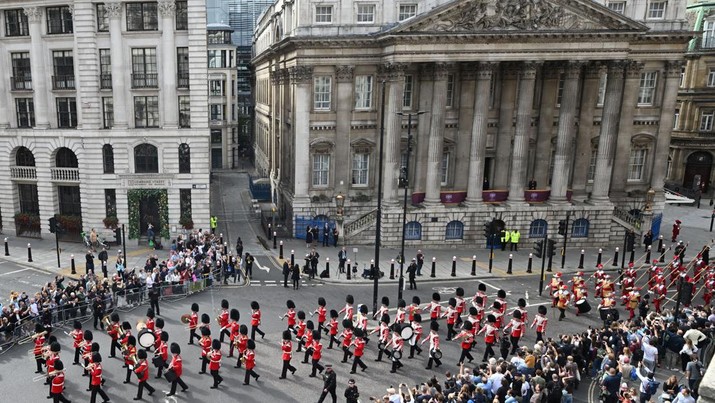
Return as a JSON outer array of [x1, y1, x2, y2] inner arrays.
[[335, 65, 355, 189], [571, 63, 602, 198], [590, 61, 627, 201], [550, 61, 584, 202], [290, 66, 313, 200], [494, 65, 518, 189], [466, 62, 497, 204], [424, 63, 450, 205], [380, 63, 406, 205], [159, 0, 178, 128], [508, 62, 539, 202], [24, 7, 50, 129], [610, 61, 643, 195], [106, 1, 128, 128], [651, 61, 683, 192]]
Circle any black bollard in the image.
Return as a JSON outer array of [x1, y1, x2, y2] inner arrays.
[[71, 254, 76, 275], [219, 233, 224, 245], [527, 253, 533, 273], [430, 257, 436, 278], [4, 237, 8, 256], [646, 245, 651, 262], [658, 236, 665, 263], [268, 224, 272, 240], [273, 232, 277, 249], [27, 243, 32, 262], [390, 259, 395, 280], [290, 250, 295, 267], [613, 247, 619, 267], [347, 259, 351, 280], [451, 256, 457, 277], [507, 254, 513, 274], [597, 248, 602, 265], [325, 258, 329, 278], [578, 250, 585, 269], [629, 249, 635, 264], [279, 241, 284, 259], [370, 260, 375, 279], [471, 255, 476, 276]]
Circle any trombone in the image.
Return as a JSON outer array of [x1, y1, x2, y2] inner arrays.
[[32, 369, 61, 382], [18, 330, 47, 345]]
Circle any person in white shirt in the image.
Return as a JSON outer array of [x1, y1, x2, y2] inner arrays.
[[672, 388, 696, 403], [489, 367, 504, 397], [641, 340, 658, 374]]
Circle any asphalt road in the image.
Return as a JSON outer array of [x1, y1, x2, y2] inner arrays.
[[0, 260, 57, 306]]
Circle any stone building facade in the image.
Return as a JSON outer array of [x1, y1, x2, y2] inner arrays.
[[0, 0, 210, 241], [252, 0, 690, 247]]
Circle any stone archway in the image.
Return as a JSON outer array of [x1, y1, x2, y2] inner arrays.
[[684, 151, 713, 192]]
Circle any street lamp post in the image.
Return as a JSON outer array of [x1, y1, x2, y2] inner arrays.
[[372, 81, 388, 315], [396, 111, 426, 301]]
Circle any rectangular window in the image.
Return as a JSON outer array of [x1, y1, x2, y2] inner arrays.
[[102, 97, 114, 129], [556, 74, 565, 107], [402, 74, 413, 109], [96, 4, 109, 32], [179, 96, 191, 128], [446, 74, 455, 108], [312, 154, 330, 186], [15, 98, 34, 128], [11, 52, 32, 91], [210, 104, 225, 121], [607, 1, 626, 14], [52, 50, 75, 90], [177, 47, 190, 88], [441, 152, 450, 185], [175, 1, 188, 30], [56, 97, 77, 128], [211, 129, 222, 144], [356, 4, 375, 23], [673, 109, 679, 130], [99, 49, 112, 89], [637, 72, 657, 106], [208, 50, 229, 68], [628, 149, 647, 181], [134, 96, 159, 128], [179, 189, 192, 217], [701, 111, 714, 131], [105, 189, 117, 218], [314, 76, 332, 110], [705, 20, 715, 48], [126, 2, 158, 31], [352, 153, 369, 186], [647, 1, 666, 19], [210, 80, 225, 96], [708, 69, 715, 87], [398, 4, 417, 21], [597, 73, 607, 106], [131, 48, 158, 88], [354, 75, 373, 109], [587, 148, 598, 182], [315, 5, 333, 23], [680, 66, 686, 88], [47, 6, 73, 34], [18, 184, 40, 214], [5, 9, 29, 37]]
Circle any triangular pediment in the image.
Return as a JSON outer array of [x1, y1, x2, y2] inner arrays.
[[391, 0, 648, 34]]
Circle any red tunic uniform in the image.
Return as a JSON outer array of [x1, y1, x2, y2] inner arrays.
[[229, 321, 240, 343], [199, 337, 211, 358], [311, 341, 323, 361], [339, 304, 354, 321], [33, 335, 46, 357], [427, 301, 441, 320], [473, 291, 488, 308], [108, 322, 120, 340], [285, 309, 296, 327], [51, 372, 65, 394], [169, 354, 183, 377], [157, 340, 168, 361], [443, 306, 458, 325], [315, 306, 327, 324], [209, 349, 222, 371], [281, 341, 293, 361], [218, 310, 229, 329], [328, 318, 338, 335], [479, 324, 498, 344], [531, 314, 548, 333], [296, 321, 306, 338], [124, 345, 137, 366], [153, 329, 163, 350], [340, 329, 353, 348], [90, 364, 104, 386], [46, 353, 58, 373], [236, 334, 248, 355], [458, 330, 474, 350], [188, 313, 198, 330], [411, 322, 423, 344], [251, 310, 261, 326], [145, 318, 155, 331], [395, 308, 406, 324], [505, 319, 525, 338], [71, 329, 83, 349], [134, 359, 149, 382], [243, 350, 255, 370], [352, 337, 365, 357], [407, 304, 421, 322]]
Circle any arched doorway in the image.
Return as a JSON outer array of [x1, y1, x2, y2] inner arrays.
[[684, 151, 713, 192], [486, 219, 506, 248]]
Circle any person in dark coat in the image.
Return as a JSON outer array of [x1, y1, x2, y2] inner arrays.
[[344, 379, 359, 403], [292, 264, 301, 290], [643, 230, 653, 253], [323, 223, 330, 247], [86, 250, 95, 275], [98, 247, 109, 278], [282, 261, 290, 288], [318, 364, 337, 403], [406, 259, 418, 290], [306, 226, 313, 248]]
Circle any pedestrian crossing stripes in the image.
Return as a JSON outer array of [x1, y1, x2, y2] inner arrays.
[[248, 280, 323, 287]]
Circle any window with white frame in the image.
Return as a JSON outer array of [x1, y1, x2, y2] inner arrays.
[[647, 1, 666, 19], [398, 4, 417, 21], [597, 73, 607, 107], [628, 148, 647, 181], [571, 218, 589, 238], [708, 69, 715, 87], [587, 148, 598, 181], [403, 74, 413, 109], [315, 5, 333, 24], [312, 154, 330, 186], [607, 1, 626, 14], [314, 76, 332, 110], [445, 221, 464, 240], [352, 153, 369, 186], [556, 74, 565, 107], [356, 4, 375, 23], [701, 111, 714, 131], [446, 74, 455, 107], [673, 108, 679, 130], [637, 72, 657, 106], [354, 75, 373, 109], [441, 152, 450, 185], [705, 20, 715, 48], [680, 66, 686, 88]]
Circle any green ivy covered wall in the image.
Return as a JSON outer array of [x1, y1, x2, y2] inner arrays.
[[127, 189, 169, 239]]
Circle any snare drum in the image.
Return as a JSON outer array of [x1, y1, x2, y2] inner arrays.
[[430, 349, 442, 360], [392, 349, 402, 360], [576, 299, 591, 313], [399, 324, 414, 341], [138, 329, 156, 349]]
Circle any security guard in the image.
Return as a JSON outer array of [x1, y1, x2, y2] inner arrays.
[[500, 229, 510, 251], [510, 229, 520, 251], [210, 216, 218, 234]]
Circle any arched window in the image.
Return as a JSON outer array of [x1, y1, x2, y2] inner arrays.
[[571, 218, 590, 238], [445, 221, 464, 240], [16, 147, 35, 166], [529, 219, 547, 238], [102, 144, 114, 174], [55, 147, 78, 168], [178, 143, 191, 173], [405, 221, 422, 240], [134, 143, 159, 173]]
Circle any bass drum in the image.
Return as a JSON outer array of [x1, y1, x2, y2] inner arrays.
[[576, 299, 591, 314], [400, 324, 414, 341], [138, 329, 156, 349]]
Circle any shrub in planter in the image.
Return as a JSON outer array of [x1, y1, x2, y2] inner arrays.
[[56, 214, 82, 233], [179, 215, 194, 229], [14, 212, 40, 227], [103, 216, 119, 229]]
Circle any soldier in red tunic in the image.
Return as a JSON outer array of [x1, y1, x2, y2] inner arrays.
[[504, 310, 525, 355], [311, 297, 328, 333], [394, 299, 407, 325], [153, 318, 165, 352], [653, 275, 667, 313], [70, 320, 83, 365], [309, 330, 325, 377], [107, 312, 121, 358], [89, 353, 110, 403], [227, 309, 240, 357], [409, 313, 424, 358], [123, 335, 138, 383], [242, 339, 260, 385], [279, 330, 297, 379], [454, 321, 474, 365], [154, 331, 169, 379], [478, 314, 498, 362], [407, 296, 421, 322], [338, 295, 355, 322], [50, 360, 71, 403], [133, 349, 156, 400], [188, 303, 200, 345], [295, 311, 308, 352], [455, 287, 466, 327], [473, 283, 488, 310], [339, 319, 354, 363], [388, 325, 404, 374], [349, 328, 368, 373], [250, 301, 265, 340], [145, 308, 156, 332], [281, 300, 297, 330], [373, 296, 390, 320], [441, 298, 459, 341], [371, 314, 391, 362], [166, 342, 189, 396], [233, 325, 248, 369], [530, 306, 548, 342], [326, 310, 339, 349], [422, 321, 442, 370], [302, 321, 315, 363], [218, 299, 230, 343], [208, 339, 223, 389], [33, 323, 47, 373], [424, 293, 442, 326], [198, 327, 211, 374]]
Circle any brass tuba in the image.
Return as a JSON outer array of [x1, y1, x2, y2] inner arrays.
[[136, 320, 147, 332], [101, 315, 111, 329]]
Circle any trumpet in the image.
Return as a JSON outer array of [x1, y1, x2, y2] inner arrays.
[[32, 369, 61, 382], [102, 315, 111, 329]]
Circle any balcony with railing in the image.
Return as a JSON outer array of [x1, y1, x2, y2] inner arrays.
[[178, 73, 190, 89], [100, 73, 112, 89], [10, 166, 37, 180], [52, 75, 76, 90], [11, 76, 32, 91], [51, 167, 80, 182], [132, 73, 158, 88]]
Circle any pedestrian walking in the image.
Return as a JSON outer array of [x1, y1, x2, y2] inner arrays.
[[292, 264, 301, 289], [344, 379, 360, 403], [323, 223, 330, 247], [306, 226, 313, 248], [318, 364, 337, 403], [245, 253, 254, 278], [98, 247, 109, 278], [148, 285, 159, 316], [338, 247, 348, 274], [235, 237, 243, 257], [282, 261, 290, 287], [86, 250, 95, 275], [416, 250, 424, 276], [407, 259, 417, 290]]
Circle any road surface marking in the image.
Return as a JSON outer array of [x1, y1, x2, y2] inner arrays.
[[0, 268, 30, 276]]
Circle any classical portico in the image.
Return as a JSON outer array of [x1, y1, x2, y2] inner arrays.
[[252, 0, 690, 246]]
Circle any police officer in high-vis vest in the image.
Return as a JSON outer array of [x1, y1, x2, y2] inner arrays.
[[510, 229, 520, 252], [500, 229, 510, 251], [210, 216, 218, 234]]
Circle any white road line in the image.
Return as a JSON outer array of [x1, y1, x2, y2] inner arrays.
[[0, 268, 30, 276], [265, 284, 277, 287], [249, 283, 261, 287]]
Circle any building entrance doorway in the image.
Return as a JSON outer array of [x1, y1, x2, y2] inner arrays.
[[684, 151, 713, 192], [139, 195, 160, 236]]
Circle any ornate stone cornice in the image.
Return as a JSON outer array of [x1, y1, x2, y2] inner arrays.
[[606, 60, 628, 78], [335, 65, 355, 83], [104, 2, 123, 19], [419, 64, 434, 81], [23, 7, 42, 23], [270, 69, 281, 85], [377, 63, 407, 82], [542, 62, 561, 80], [289, 66, 313, 84], [460, 62, 478, 81], [158, 0, 176, 18], [520, 61, 540, 80], [433, 62, 451, 81], [665, 60, 684, 78], [477, 62, 498, 80], [585, 62, 604, 79], [564, 61, 586, 80], [625, 61, 644, 79]]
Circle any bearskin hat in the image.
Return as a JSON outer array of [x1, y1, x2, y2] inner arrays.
[[137, 349, 147, 360], [456, 287, 465, 297], [345, 295, 354, 304], [239, 324, 248, 335], [251, 301, 259, 310], [286, 300, 296, 309], [221, 299, 229, 309], [282, 330, 292, 341], [538, 306, 547, 315], [191, 303, 199, 312], [212, 339, 221, 350], [412, 296, 421, 305], [318, 297, 326, 307], [146, 308, 155, 319], [381, 296, 390, 306], [170, 342, 181, 355], [247, 339, 256, 350], [230, 308, 240, 321], [518, 298, 526, 308]]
